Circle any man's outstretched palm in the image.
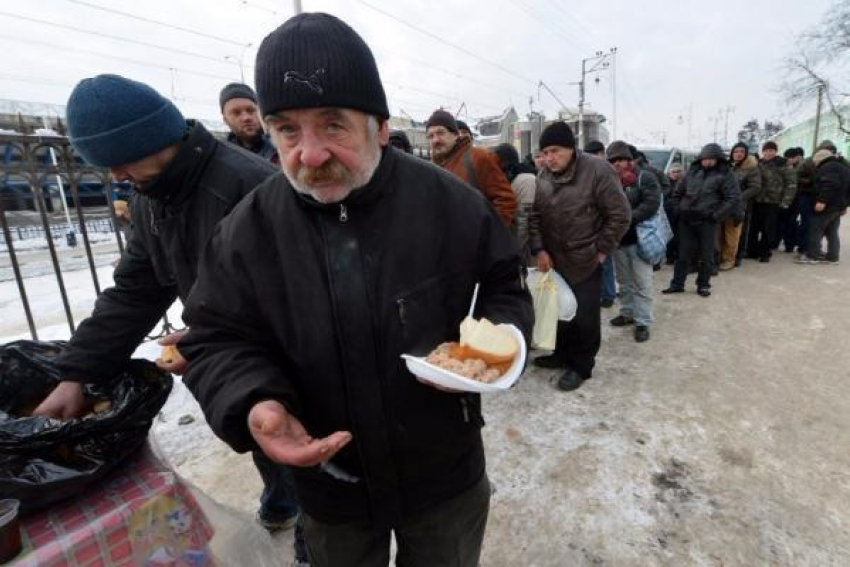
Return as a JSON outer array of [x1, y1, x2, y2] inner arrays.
[[248, 400, 352, 467]]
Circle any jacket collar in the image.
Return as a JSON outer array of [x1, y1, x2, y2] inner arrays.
[[541, 150, 581, 186], [734, 155, 758, 170], [137, 120, 216, 203], [226, 131, 274, 154], [293, 145, 397, 212], [434, 135, 472, 166]]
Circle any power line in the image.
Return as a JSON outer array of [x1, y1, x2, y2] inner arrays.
[[66, 0, 248, 47], [0, 10, 239, 67], [0, 71, 220, 109], [0, 34, 238, 83], [510, 0, 589, 52], [371, 47, 528, 100], [354, 0, 536, 86]]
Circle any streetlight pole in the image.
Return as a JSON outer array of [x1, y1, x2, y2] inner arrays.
[[293, 0, 302, 14]]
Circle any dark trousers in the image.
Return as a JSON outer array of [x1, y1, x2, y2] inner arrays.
[[778, 196, 800, 251], [671, 219, 716, 289], [554, 266, 601, 379], [807, 211, 842, 261], [666, 205, 679, 262], [797, 193, 814, 253], [302, 474, 490, 567], [254, 451, 299, 519], [747, 202, 779, 260], [736, 204, 753, 261], [254, 452, 309, 560]]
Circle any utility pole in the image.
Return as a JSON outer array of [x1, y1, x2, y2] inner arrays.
[[611, 47, 618, 141], [293, 0, 302, 14], [721, 105, 735, 147], [812, 82, 825, 154], [577, 48, 615, 148]]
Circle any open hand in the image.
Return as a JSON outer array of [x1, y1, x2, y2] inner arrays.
[[248, 400, 352, 467]]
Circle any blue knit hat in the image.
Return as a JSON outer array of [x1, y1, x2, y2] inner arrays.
[[66, 74, 187, 167]]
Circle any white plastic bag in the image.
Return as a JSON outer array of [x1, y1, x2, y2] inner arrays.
[[527, 269, 559, 350], [526, 269, 577, 350]]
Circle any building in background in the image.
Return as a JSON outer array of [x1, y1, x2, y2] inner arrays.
[[773, 105, 849, 156]]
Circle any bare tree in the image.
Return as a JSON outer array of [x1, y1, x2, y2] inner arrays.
[[781, 0, 850, 136]]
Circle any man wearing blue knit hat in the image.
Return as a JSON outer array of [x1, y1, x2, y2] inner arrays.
[[31, 74, 307, 557]]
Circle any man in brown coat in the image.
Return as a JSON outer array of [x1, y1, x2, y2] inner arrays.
[[529, 121, 631, 391], [427, 109, 517, 226]]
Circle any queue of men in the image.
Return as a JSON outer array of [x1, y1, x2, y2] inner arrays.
[[27, 10, 850, 567]]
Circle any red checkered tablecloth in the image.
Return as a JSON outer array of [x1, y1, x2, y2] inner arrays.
[[10, 444, 214, 567]]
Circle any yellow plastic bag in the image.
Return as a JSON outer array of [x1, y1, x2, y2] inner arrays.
[[527, 270, 559, 350]]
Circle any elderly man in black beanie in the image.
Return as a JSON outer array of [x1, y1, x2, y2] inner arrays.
[[179, 12, 533, 567], [29, 74, 305, 544], [529, 121, 630, 391], [219, 82, 278, 163]]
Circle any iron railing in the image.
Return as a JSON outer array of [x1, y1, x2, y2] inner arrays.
[[1, 132, 175, 341]]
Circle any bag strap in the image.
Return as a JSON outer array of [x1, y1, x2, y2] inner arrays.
[[463, 148, 479, 191]]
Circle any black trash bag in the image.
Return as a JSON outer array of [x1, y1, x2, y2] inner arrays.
[[0, 340, 172, 514]]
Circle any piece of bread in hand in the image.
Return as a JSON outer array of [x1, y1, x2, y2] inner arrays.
[[161, 344, 179, 364], [458, 316, 518, 364]]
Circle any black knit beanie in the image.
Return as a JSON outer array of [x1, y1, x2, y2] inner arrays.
[[539, 121, 575, 150], [762, 141, 778, 152], [584, 140, 605, 154], [254, 13, 389, 118], [426, 109, 458, 133], [219, 83, 257, 111]]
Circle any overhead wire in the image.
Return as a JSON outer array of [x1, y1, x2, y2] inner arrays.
[[66, 0, 248, 47], [0, 10, 240, 67], [0, 34, 239, 83], [354, 0, 536, 86], [510, 0, 589, 52]]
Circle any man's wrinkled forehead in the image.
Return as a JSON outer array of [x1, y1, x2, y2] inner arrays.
[[265, 107, 360, 124]]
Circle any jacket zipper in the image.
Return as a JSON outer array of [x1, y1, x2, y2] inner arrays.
[[396, 298, 407, 325], [460, 397, 470, 423], [339, 204, 348, 223]]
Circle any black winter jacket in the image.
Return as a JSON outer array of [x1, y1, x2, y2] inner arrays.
[[814, 156, 850, 213], [670, 161, 741, 224], [180, 147, 534, 527], [55, 122, 277, 381], [620, 167, 661, 246]]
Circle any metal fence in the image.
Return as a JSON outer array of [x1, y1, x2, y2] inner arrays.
[[2, 218, 116, 244], [0, 132, 173, 341]]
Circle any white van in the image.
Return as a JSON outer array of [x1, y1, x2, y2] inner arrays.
[[637, 145, 698, 174]]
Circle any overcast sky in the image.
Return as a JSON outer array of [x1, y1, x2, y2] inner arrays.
[[0, 0, 834, 147]]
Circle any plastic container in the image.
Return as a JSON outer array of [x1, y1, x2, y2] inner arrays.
[[401, 324, 527, 393], [0, 499, 22, 564]]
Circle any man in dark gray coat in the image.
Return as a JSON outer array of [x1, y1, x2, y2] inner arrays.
[[663, 143, 741, 297]]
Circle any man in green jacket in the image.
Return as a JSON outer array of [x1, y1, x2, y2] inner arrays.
[[748, 141, 796, 262]]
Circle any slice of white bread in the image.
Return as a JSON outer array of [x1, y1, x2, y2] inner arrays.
[[458, 316, 518, 363]]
